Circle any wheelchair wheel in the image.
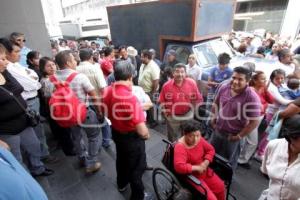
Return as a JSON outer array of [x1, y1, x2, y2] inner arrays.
[[152, 168, 182, 200]]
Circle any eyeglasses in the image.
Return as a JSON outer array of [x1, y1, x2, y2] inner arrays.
[[16, 39, 26, 42]]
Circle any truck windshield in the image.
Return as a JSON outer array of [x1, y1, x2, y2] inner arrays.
[[193, 38, 234, 68]]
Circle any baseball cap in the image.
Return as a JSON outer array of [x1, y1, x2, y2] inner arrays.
[[167, 49, 176, 57]]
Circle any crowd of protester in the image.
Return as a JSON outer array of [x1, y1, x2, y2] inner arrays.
[[0, 30, 300, 200]]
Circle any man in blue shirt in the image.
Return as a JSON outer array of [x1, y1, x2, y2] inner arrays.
[[207, 53, 233, 102], [0, 141, 48, 200]]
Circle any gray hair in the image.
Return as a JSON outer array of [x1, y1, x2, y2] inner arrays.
[[114, 59, 135, 81]]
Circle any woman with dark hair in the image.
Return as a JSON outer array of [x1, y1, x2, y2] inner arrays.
[[27, 51, 42, 80], [255, 69, 293, 161], [238, 71, 274, 168], [259, 114, 300, 200], [265, 43, 281, 61], [174, 120, 225, 200], [0, 43, 53, 177], [39, 57, 75, 156], [263, 38, 275, 55], [0, 38, 57, 163]]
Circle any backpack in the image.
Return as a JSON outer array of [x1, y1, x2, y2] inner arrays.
[[49, 73, 87, 128]]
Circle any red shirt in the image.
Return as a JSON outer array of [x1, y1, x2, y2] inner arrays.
[[174, 138, 215, 175], [100, 57, 114, 78], [159, 78, 203, 116], [252, 87, 274, 115], [102, 83, 145, 133]]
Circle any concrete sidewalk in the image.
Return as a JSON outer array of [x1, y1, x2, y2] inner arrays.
[[37, 127, 268, 200]]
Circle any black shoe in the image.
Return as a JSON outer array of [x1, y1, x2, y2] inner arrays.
[[149, 122, 158, 129], [118, 184, 129, 192], [238, 162, 251, 169], [33, 168, 54, 177]]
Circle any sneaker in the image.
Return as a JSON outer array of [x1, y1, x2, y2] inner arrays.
[[238, 162, 251, 169], [32, 168, 54, 177], [143, 192, 155, 200], [118, 184, 129, 192], [85, 162, 101, 174], [254, 153, 263, 162], [102, 143, 111, 149]]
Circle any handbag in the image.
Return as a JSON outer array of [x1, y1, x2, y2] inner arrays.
[[0, 86, 40, 127], [266, 112, 283, 141]]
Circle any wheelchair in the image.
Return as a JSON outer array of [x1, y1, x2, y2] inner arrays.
[[194, 105, 214, 140], [152, 139, 237, 200]]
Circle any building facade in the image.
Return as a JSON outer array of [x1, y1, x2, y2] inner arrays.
[[234, 0, 300, 39]]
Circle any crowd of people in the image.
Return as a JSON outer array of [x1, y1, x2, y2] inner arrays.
[[0, 30, 300, 200]]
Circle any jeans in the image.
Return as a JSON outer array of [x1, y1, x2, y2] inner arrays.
[[101, 119, 111, 147], [70, 107, 101, 168], [0, 127, 45, 175], [210, 130, 242, 171], [27, 97, 49, 158]]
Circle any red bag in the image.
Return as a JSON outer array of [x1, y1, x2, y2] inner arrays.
[[49, 73, 87, 127]]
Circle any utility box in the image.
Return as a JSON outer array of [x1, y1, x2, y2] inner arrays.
[[107, 0, 236, 54]]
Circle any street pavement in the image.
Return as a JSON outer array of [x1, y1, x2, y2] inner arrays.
[[37, 123, 268, 200]]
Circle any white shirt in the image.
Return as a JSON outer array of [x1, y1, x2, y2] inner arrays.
[[278, 62, 296, 76], [132, 86, 151, 118], [77, 61, 107, 96], [267, 82, 292, 114], [186, 63, 202, 81], [138, 60, 160, 93], [261, 139, 300, 200], [7, 62, 41, 100]]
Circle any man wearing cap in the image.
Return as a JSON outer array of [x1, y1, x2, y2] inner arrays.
[[260, 114, 300, 200], [9, 32, 31, 68], [159, 63, 203, 142], [160, 49, 179, 90], [102, 59, 153, 200], [149, 49, 162, 67]]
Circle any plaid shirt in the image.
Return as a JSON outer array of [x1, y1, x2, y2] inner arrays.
[[46, 68, 95, 106]]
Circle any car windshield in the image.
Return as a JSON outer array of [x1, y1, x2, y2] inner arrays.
[[193, 38, 234, 68]]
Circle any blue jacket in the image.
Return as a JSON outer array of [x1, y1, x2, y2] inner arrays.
[[0, 147, 48, 200]]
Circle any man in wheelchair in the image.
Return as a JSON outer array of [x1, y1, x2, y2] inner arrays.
[[173, 120, 225, 200]]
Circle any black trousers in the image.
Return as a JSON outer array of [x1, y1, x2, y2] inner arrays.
[[112, 129, 146, 200]]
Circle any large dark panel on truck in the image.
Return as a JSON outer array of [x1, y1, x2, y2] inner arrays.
[[107, 0, 236, 53]]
